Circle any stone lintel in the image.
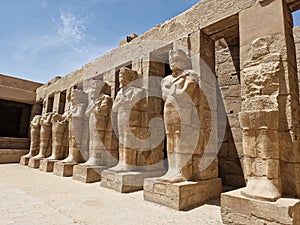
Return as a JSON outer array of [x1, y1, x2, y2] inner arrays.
[[143, 178, 222, 211], [221, 189, 300, 225]]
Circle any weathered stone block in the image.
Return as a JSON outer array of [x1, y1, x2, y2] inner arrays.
[[53, 161, 76, 177], [28, 157, 42, 169], [20, 156, 30, 166], [144, 178, 222, 211], [221, 189, 300, 225], [73, 164, 109, 183], [101, 169, 166, 193], [39, 159, 57, 172]]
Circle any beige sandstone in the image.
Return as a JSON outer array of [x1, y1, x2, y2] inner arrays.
[[0, 0, 296, 223]]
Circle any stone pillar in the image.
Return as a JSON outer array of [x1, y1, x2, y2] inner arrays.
[[143, 33, 222, 211], [52, 92, 61, 113], [221, 1, 300, 224]]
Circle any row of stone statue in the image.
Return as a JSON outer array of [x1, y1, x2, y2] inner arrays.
[[20, 49, 223, 209], [21, 49, 212, 184]]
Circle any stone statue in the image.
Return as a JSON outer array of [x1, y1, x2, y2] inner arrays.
[[109, 67, 145, 172], [34, 112, 54, 159], [46, 113, 68, 160], [20, 115, 42, 164], [83, 80, 114, 166], [62, 89, 88, 164], [159, 49, 200, 183]]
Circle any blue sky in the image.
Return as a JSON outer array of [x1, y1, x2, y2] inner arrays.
[[0, 0, 300, 84]]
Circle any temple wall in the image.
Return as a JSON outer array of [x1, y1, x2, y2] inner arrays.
[[21, 0, 300, 189], [0, 74, 42, 163]]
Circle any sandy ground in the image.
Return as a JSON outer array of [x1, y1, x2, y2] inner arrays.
[[0, 164, 224, 225]]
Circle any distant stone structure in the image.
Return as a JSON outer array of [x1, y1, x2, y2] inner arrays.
[[0, 0, 298, 223]]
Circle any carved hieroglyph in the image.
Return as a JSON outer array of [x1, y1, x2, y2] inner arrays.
[[159, 49, 202, 183], [62, 89, 88, 164], [239, 36, 282, 201], [24, 115, 42, 158], [82, 80, 117, 166], [33, 112, 53, 159], [47, 113, 68, 160]]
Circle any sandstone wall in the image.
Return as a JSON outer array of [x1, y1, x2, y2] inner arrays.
[[216, 39, 245, 188], [216, 26, 300, 188]]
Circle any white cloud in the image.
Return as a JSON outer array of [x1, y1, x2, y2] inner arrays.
[[53, 10, 87, 51], [38, 0, 47, 8]]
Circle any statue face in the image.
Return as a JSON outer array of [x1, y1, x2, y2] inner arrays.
[[90, 82, 98, 99], [169, 50, 190, 73], [169, 50, 182, 72], [119, 70, 130, 88]]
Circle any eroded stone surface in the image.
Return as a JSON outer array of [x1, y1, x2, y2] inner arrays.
[[221, 189, 300, 225]]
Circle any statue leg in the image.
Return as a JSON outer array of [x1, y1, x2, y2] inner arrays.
[[240, 111, 281, 201], [109, 126, 132, 171]]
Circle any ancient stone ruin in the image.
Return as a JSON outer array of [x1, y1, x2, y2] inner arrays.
[[1, 0, 300, 224]]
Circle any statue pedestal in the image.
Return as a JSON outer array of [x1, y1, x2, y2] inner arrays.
[[101, 169, 166, 193], [73, 165, 108, 183], [53, 161, 76, 177], [39, 159, 57, 172], [20, 156, 31, 166], [221, 189, 300, 225], [144, 178, 222, 211], [28, 157, 43, 168]]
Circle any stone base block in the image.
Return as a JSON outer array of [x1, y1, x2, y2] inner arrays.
[[101, 169, 166, 193], [53, 161, 77, 177], [73, 165, 109, 183], [144, 178, 222, 211], [0, 149, 29, 164], [28, 158, 42, 168], [39, 159, 58, 172], [221, 188, 300, 225], [20, 156, 30, 165]]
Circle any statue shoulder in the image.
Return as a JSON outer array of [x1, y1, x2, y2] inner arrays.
[[161, 75, 173, 86], [183, 69, 198, 82]]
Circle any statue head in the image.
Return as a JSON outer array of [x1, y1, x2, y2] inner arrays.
[[98, 95, 113, 112], [119, 67, 139, 89], [169, 49, 191, 73], [32, 115, 42, 124], [71, 89, 87, 105]]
